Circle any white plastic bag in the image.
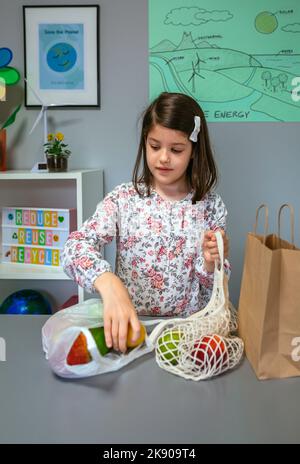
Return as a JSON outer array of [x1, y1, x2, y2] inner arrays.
[[42, 298, 164, 378]]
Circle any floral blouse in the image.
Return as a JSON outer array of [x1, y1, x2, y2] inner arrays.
[[61, 182, 230, 317]]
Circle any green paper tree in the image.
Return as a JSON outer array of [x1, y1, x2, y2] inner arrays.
[[1, 104, 21, 130], [0, 47, 21, 131]]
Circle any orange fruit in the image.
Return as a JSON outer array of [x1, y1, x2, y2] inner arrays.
[[127, 323, 146, 348], [67, 332, 92, 365]]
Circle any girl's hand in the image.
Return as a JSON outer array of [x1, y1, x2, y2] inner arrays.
[[202, 229, 229, 272], [94, 272, 141, 354]]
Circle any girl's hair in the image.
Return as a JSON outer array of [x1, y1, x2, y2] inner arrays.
[[132, 92, 218, 203]]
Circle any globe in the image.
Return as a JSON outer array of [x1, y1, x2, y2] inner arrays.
[[0, 289, 52, 315]]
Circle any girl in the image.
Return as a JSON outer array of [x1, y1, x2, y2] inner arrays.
[[62, 92, 230, 354]]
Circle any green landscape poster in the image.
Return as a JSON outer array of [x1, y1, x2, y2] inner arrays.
[[149, 0, 300, 122]]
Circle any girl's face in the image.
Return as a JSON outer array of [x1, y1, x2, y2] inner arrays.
[[146, 124, 193, 191]]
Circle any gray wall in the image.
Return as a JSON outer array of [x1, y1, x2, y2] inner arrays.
[[1, 0, 299, 309]]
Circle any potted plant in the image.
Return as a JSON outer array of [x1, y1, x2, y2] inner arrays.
[[44, 132, 71, 172]]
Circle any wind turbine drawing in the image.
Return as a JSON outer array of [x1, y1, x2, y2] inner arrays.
[[25, 78, 62, 172], [187, 53, 207, 94], [188, 61, 202, 93], [195, 52, 206, 73]]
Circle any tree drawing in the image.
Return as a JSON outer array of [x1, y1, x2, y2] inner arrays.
[[278, 73, 288, 89], [262, 70, 271, 87], [271, 76, 280, 92]]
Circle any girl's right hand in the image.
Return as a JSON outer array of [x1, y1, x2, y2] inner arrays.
[[94, 272, 141, 353]]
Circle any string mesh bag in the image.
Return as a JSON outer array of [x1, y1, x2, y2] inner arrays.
[[147, 231, 244, 380]]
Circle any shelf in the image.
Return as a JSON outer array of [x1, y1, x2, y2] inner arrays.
[[0, 262, 70, 280], [0, 169, 104, 305], [0, 169, 99, 180]]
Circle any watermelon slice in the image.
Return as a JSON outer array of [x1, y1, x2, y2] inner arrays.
[[66, 332, 92, 365]]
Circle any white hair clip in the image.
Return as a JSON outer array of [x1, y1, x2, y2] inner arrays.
[[189, 115, 201, 142]]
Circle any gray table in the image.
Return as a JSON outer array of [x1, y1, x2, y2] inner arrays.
[[0, 315, 300, 444]]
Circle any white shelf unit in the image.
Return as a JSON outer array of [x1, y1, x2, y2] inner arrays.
[[0, 169, 103, 306]]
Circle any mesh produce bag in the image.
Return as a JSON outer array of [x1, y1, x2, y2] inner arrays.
[[147, 231, 244, 380]]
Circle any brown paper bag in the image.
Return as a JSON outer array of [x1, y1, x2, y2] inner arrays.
[[238, 204, 300, 379]]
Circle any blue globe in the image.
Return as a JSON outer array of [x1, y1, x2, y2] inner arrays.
[[0, 290, 52, 315], [47, 42, 77, 73]]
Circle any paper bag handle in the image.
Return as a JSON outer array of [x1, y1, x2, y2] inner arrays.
[[278, 203, 295, 245], [254, 204, 269, 244]]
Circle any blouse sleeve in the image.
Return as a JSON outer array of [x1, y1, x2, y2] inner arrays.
[[195, 193, 231, 297], [61, 187, 120, 293]]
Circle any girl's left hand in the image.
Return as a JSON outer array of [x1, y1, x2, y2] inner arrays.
[[202, 229, 229, 272]]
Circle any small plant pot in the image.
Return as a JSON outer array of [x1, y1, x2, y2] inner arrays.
[[46, 155, 68, 172]]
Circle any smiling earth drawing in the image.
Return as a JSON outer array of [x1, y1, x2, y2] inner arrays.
[[47, 42, 77, 73]]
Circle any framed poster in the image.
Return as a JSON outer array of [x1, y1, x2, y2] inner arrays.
[[23, 5, 100, 107]]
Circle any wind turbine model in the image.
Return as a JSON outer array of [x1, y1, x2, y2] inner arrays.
[[25, 78, 60, 172]]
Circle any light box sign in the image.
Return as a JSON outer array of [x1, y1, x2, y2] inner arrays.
[[2, 227, 69, 248], [1, 207, 77, 267], [2, 207, 77, 229], [2, 245, 61, 266]]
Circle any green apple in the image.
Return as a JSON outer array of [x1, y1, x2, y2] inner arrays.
[[157, 330, 181, 366]]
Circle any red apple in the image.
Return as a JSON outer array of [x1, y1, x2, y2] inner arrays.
[[191, 334, 227, 369]]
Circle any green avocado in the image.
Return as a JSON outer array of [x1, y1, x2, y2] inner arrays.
[[89, 327, 111, 356]]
